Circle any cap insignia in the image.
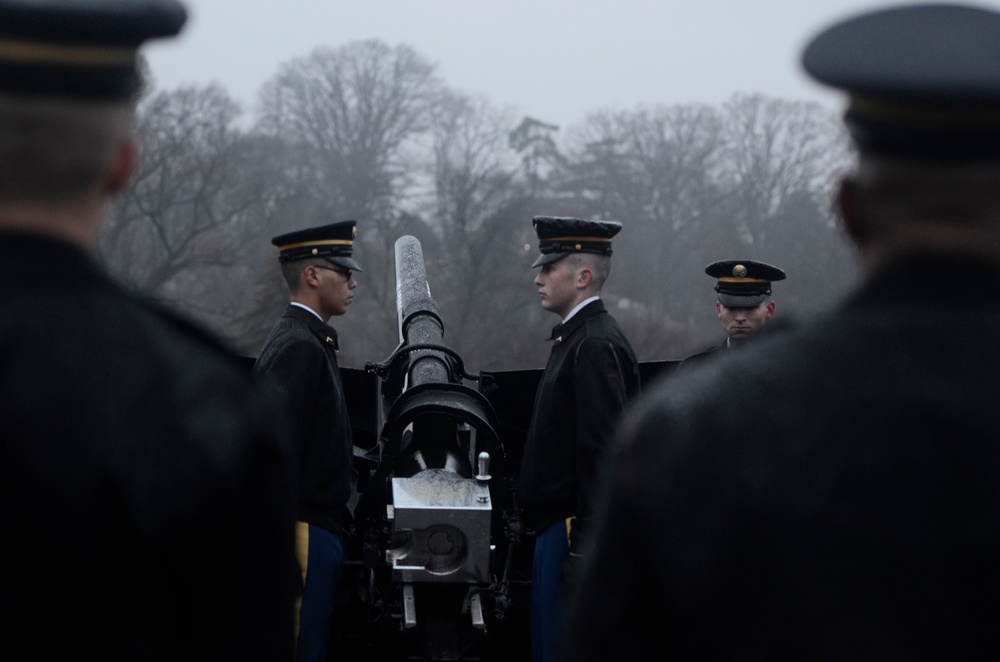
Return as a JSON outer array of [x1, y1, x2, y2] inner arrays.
[[732, 264, 747, 278]]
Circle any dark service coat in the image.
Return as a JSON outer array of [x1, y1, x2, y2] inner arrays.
[[254, 305, 354, 537], [519, 299, 640, 550], [565, 255, 1000, 660], [0, 232, 296, 660]]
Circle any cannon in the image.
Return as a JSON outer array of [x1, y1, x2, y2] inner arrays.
[[337, 236, 531, 660], [325, 235, 679, 660]]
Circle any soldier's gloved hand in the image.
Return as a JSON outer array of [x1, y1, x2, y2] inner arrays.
[[561, 551, 585, 598]]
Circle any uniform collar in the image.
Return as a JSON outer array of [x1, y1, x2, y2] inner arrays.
[[284, 303, 339, 349], [289, 301, 324, 322], [562, 295, 600, 324], [549, 298, 605, 343]]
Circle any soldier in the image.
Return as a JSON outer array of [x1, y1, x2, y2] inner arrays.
[[519, 216, 640, 662], [254, 221, 361, 662], [680, 259, 786, 367], [0, 0, 295, 658], [564, 4, 1000, 660]]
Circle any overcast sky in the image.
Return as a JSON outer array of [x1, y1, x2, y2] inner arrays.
[[144, 0, 1000, 128]]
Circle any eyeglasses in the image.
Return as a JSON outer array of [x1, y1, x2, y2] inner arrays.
[[311, 264, 353, 280]]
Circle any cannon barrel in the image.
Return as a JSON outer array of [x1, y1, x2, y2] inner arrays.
[[395, 235, 451, 388], [372, 236, 496, 465]]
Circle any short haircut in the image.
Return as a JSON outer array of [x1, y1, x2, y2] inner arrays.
[[855, 156, 1000, 227], [0, 93, 133, 204], [279, 259, 310, 294], [569, 252, 611, 290]]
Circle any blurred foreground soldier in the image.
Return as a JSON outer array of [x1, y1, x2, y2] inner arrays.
[[254, 221, 361, 662], [0, 0, 296, 659], [680, 259, 785, 367], [520, 216, 640, 662], [564, 4, 1000, 659]]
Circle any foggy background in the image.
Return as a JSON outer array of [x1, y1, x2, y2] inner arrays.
[[100, 0, 919, 372]]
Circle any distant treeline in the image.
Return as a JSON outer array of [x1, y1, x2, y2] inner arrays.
[[103, 39, 858, 372]]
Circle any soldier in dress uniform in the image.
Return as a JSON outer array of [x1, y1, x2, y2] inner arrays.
[[565, 4, 1000, 659], [681, 259, 786, 367], [0, 1, 296, 658], [254, 220, 361, 662], [518, 216, 640, 662]]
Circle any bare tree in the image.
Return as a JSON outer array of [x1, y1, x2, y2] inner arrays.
[[99, 84, 283, 346], [419, 93, 546, 369], [553, 105, 729, 357], [718, 93, 850, 247]]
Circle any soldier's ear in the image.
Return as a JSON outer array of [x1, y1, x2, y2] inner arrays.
[[302, 265, 320, 288], [837, 176, 869, 244], [105, 138, 136, 194], [577, 266, 594, 288]]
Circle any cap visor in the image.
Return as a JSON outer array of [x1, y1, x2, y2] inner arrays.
[[325, 256, 362, 272], [531, 252, 568, 268], [718, 293, 766, 308]]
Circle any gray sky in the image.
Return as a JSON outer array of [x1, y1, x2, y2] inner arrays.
[[144, 0, 1000, 128]]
